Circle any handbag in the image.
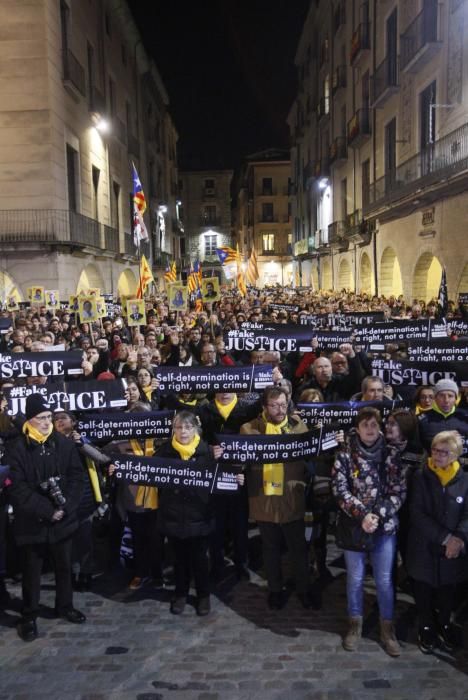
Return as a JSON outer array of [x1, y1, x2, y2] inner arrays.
[[335, 510, 377, 552]]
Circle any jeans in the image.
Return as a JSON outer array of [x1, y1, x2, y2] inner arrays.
[[344, 533, 396, 620]]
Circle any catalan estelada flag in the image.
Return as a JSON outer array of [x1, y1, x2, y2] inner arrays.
[[246, 248, 259, 286], [188, 260, 202, 293], [135, 254, 154, 299], [216, 246, 237, 265], [164, 260, 177, 283], [236, 244, 247, 297], [132, 163, 148, 247]]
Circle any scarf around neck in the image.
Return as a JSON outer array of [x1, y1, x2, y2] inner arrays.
[[171, 433, 200, 461], [262, 413, 289, 496], [427, 457, 460, 486], [22, 421, 53, 444], [215, 395, 238, 421]]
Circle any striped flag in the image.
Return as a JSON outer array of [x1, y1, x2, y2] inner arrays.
[[236, 244, 247, 297], [216, 246, 237, 265], [246, 248, 259, 286], [195, 287, 203, 312], [132, 163, 148, 248], [437, 267, 448, 318], [164, 261, 177, 283], [136, 254, 154, 299], [188, 260, 202, 293]]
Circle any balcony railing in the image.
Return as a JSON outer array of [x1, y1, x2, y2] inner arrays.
[[332, 65, 347, 95], [258, 215, 279, 224], [63, 49, 86, 97], [124, 233, 136, 256], [103, 224, 119, 253], [153, 251, 171, 269], [400, 3, 440, 73], [89, 86, 106, 115], [317, 96, 330, 121], [329, 137, 348, 166], [199, 217, 221, 227], [347, 108, 371, 147], [328, 221, 348, 250], [315, 158, 330, 180], [371, 56, 399, 107], [0, 209, 105, 249], [333, 1, 346, 33], [366, 121, 468, 212], [350, 23, 370, 65]]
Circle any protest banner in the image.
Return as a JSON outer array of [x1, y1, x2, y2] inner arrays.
[[299, 311, 385, 329], [297, 399, 411, 428], [353, 319, 432, 349], [370, 357, 468, 396], [155, 364, 273, 393], [407, 338, 468, 362], [0, 318, 12, 334], [215, 426, 339, 464], [112, 454, 239, 493], [6, 379, 127, 416], [226, 324, 316, 353], [0, 351, 83, 379], [77, 410, 174, 443], [269, 303, 300, 313]]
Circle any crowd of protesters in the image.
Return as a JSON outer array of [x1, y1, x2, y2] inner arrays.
[[0, 285, 467, 657]]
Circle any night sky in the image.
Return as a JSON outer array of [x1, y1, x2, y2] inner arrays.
[[128, 1, 310, 170]]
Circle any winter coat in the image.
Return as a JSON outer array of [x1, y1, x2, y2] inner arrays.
[[156, 439, 215, 539], [197, 398, 262, 444], [406, 465, 468, 587], [418, 408, 468, 451], [5, 431, 84, 545], [240, 413, 310, 524], [332, 430, 405, 535]]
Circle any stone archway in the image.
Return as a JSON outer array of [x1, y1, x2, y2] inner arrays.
[[0, 271, 22, 302], [359, 252, 373, 295], [338, 258, 352, 290], [380, 247, 403, 297], [117, 269, 138, 298], [321, 259, 332, 290], [76, 264, 105, 294], [412, 252, 442, 302]]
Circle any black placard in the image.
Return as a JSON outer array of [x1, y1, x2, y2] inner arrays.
[[78, 410, 174, 443], [0, 351, 83, 379], [5, 379, 127, 416], [155, 364, 273, 392]]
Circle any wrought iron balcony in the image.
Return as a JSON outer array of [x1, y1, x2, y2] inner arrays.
[[124, 233, 136, 256], [365, 120, 468, 214], [153, 251, 171, 269], [347, 108, 371, 148], [63, 49, 86, 97], [103, 224, 119, 253], [199, 216, 221, 227], [329, 137, 348, 166], [332, 65, 347, 96], [328, 221, 348, 251], [371, 56, 399, 107], [0, 209, 104, 249], [400, 3, 441, 73], [350, 23, 370, 65]]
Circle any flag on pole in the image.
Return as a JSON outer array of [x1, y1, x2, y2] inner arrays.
[[132, 163, 148, 248], [216, 246, 237, 265], [236, 244, 247, 297], [437, 267, 448, 318], [246, 248, 259, 286], [188, 260, 202, 293], [135, 254, 154, 299], [195, 286, 203, 312], [164, 261, 177, 283]]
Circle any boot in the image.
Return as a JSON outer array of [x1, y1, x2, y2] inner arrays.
[[343, 616, 362, 651], [380, 618, 401, 657]]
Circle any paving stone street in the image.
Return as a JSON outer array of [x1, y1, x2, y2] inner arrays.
[[2, 541, 468, 700]]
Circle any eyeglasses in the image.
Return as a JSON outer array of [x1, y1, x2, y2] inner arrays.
[[431, 447, 452, 457], [267, 403, 288, 411], [34, 414, 53, 422]]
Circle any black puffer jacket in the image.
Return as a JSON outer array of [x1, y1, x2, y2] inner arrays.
[[197, 398, 261, 444], [5, 431, 84, 545], [156, 439, 215, 539], [406, 465, 468, 587]]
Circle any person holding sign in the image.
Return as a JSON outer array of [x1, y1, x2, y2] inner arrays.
[[240, 386, 317, 611], [156, 411, 223, 617], [332, 407, 405, 656]]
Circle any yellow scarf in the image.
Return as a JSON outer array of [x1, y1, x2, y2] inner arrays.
[[215, 395, 238, 421], [85, 457, 103, 503], [263, 413, 289, 497], [427, 457, 460, 487], [171, 433, 200, 461], [415, 404, 433, 415], [180, 398, 197, 406], [22, 421, 52, 444], [142, 386, 152, 400], [432, 403, 456, 419], [131, 439, 158, 509]]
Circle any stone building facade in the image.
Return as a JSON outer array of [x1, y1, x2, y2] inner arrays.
[[290, 0, 468, 301], [0, 0, 180, 300]]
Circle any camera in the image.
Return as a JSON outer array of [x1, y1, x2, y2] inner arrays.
[[95, 501, 109, 519], [40, 476, 66, 509]]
